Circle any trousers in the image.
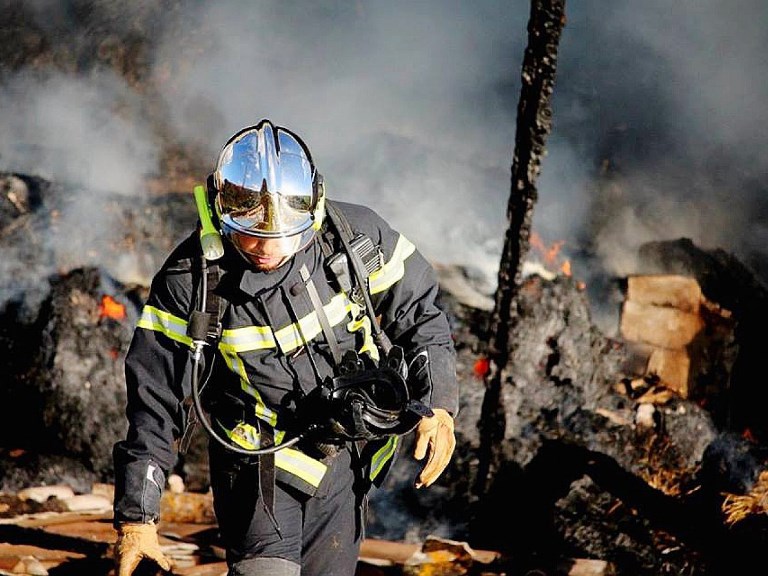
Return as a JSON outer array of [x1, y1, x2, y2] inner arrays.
[[210, 444, 362, 576], [229, 556, 300, 575]]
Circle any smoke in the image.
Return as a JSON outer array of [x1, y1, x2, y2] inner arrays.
[[2, 0, 768, 331], [151, 1, 525, 279], [0, 71, 157, 195], [552, 0, 768, 280]]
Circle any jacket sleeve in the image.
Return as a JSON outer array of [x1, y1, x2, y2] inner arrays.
[[112, 242, 197, 526], [363, 209, 459, 416]]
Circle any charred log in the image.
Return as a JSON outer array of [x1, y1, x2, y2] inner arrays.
[[461, 256, 768, 575], [478, 0, 567, 500], [0, 266, 142, 490]]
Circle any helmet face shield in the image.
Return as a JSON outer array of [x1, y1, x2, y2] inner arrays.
[[214, 120, 323, 261], [228, 227, 317, 260]]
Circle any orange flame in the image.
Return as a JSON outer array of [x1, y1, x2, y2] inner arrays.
[[99, 295, 126, 321], [530, 232, 572, 277]]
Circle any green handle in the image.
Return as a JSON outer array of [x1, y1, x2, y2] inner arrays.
[[193, 185, 224, 260]]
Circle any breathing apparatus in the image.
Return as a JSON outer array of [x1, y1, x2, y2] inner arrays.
[[189, 181, 299, 456], [316, 347, 434, 441]]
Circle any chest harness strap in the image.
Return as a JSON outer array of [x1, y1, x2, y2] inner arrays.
[[324, 203, 392, 355], [299, 263, 342, 366]]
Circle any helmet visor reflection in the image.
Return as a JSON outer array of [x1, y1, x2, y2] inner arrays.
[[219, 187, 312, 237], [216, 127, 315, 237]]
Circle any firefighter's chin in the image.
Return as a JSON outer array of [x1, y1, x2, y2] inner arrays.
[[249, 254, 291, 271]]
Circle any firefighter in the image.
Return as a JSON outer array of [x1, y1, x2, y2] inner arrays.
[[112, 119, 458, 576]]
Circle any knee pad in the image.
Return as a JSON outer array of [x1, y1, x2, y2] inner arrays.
[[229, 555, 300, 576]]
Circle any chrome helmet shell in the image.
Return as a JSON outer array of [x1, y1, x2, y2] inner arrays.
[[213, 119, 325, 262]]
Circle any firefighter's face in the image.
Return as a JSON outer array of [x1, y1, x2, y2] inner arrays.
[[230, 233, 300, 271]]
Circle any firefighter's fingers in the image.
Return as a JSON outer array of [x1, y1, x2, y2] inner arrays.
[[413, 417, 437, 462], [416, 421, 456, 488], [413, 409, 455, 488], [145, 547, 172, 573], [115, 523, 172, 576], [116, 546, 142, 576]]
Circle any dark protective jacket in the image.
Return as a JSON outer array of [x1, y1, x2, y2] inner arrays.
[[112, 200, 458, 525]]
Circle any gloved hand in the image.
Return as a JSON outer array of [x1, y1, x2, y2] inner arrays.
[[413, 408, 456, 488], [114, 522, 172, 576]]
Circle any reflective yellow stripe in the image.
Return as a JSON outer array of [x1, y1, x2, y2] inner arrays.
[[223, 422, 261, 448], [137, 305, 193, 347], [218, 347, 278, 426], [220, 325, 276, 353], [275, 448, 327, 487], [346, 302, 379, 362], [217, 422, 328, 488], [369, 436, 398, 481], [274, 292, 353, 354], [219, 421, 287, 450], [369, 234, 415, 295]]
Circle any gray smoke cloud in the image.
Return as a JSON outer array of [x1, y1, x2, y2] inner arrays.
[[2, 0, 767, 332]]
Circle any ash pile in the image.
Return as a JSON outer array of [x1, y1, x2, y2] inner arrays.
[[4, 172, 768, 575], [0, 171, 196, 491]]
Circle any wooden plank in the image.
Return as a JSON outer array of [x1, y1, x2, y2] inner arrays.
[[359, 539, 420, 564], [625, 275, 701, 313], [0, 523, 109, 558], [558, 557, 617, 575], [41, 518, 116, 544], [647, 347, 691, 397], [0, 511, 112, 529], [619, 300, 704, 349], [0, 543, 85, 568]]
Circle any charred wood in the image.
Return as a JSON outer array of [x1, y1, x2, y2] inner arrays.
[[478, 0, 567, 500]]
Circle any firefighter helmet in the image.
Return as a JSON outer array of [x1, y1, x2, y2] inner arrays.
[[213, 119, 325, 261]]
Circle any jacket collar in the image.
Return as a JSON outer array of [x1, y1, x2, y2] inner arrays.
[[236, 238, 319, 296]]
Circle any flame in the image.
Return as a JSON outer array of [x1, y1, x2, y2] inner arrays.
[[530, 232, 572, 277], [99, 295, 126, 321]]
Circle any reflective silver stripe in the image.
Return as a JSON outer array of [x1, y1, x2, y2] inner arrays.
[[369, 436, 398, 481], [274, 292, 353, 354], [136, 305, 193, 347], [275, 447, 327, 487], [220, 325, 276, 352], [369, 234, 416, 295]]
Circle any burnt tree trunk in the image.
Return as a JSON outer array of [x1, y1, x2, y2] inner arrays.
[[475, 0, 567, 499]]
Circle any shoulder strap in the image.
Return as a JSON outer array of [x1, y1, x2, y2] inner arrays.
[[181, 256, 224, 455], [187, 256, 224, 346], [324, 202, 392, 356]]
